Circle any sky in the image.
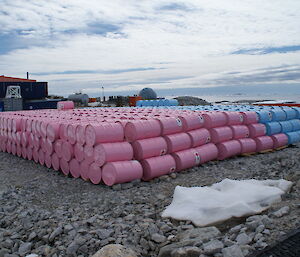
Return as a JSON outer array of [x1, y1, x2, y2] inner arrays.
[[0, 0, 300, 97]]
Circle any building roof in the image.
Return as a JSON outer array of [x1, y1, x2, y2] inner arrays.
[[0, 75, 36, 82]]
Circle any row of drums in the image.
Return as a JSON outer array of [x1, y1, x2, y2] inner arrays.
[[0, 131, 292, 185], [0, 107, 300, 186]]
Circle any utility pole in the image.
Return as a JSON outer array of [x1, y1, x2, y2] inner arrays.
[[102, 85, 104, 102]]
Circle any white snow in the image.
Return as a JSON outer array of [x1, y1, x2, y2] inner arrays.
[[162, 179, 292, 226]]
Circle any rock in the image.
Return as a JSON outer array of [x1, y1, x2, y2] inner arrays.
[[96, 229, 114, 240], [170, 173, 177, 179], [25, 254, 39, 257], [158, 240, 202, 257], [28, 232, 37, 241], [228, 225, 243, 234], [246, 220, 262, 231], [66, 242, 80, 255], [0, 249, 9, 257], [179, 227, 221, 242], [49, 227, 63, 242], [18, 242, 32, 256], [255, 224, 265, 234], [151, 233, 167, 243], [254, 233, 264, 242], [92, 244, 138, 257], [223, 237, 235, 247], [272, 206, 290, 218], [236, 233, 252, 245], [222, 245, 244, 257], [184, 246, 202, 257], [202, 239, 224, 254]]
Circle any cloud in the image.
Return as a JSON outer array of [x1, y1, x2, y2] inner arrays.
[[31, 67, 162, 76], [232, 45, 300, 55], [156, 3, 193, 12], [0, 0, 300, 96]]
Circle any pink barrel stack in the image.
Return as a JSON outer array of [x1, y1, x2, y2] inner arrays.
[[1, 106, 296, 186]]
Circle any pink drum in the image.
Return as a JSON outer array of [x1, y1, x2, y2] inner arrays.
[[26, 119, 32, 132], [164, 132, 192, 153], [6, 142, 12, 154], [210, 126, 233, 143], [61, 141, 74, 161], [69, 158, 81, 178], [230, 125, 249, 139], [22, 146, 28, 159], [225, 112, 244, 126], [195, 143, 219, 164], [84, 144, 94, 164], [141, 155, 176, 181], [41, 137, 47, 152], [27, 147, 33, 160], [187, 128, 211, 147], [60, 158, 70, 175], [38, 149, 45, 165], [32, 149, 39, 163], [132, 137, 167, 160], [21, 131, 30, 147], [75, 123, 88, 145], [67, 124, 77, 145], [12, 118, 22, 133], [88, 162, 102, 184], [241, 111, 258, 125], [172, 148, 200, 171], [46, 122, 60, 142], [57, 101, 74, 110], [238, 138, 257, 154], [40, 121, 48, 138], [74, 143, 85, 162], [248, 124, 266, 138], [217, 140, 242, 160], [102, 160, 143, 186], [85, 122, 124, 146], [125, 120, 161, 142], [45, 154, 52, 168], [59, 122, 70, 141], [44, 139, 53, 155], [179, 114, 204, 131], [158, 117, 183, 136], [54, 139, 63, 158], [17, 144, 22, 157], [202, 112, 227, 129], [255, 136, 274, 152], [94, 142, 133, 166], [11, 143, 17, 156], [80, 159, 91, 180], [271, 133, 288, 149], [28, 133, 34, 149], [51, 153, 60, 171], [33, 136, 40, 150]]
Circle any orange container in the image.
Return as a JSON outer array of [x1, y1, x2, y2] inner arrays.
[[129, 96, 142, 107]]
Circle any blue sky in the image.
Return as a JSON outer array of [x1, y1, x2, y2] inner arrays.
[[0, 0, 300, 96]]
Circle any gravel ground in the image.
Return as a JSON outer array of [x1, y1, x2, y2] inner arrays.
[[0, 144, 299, 257]]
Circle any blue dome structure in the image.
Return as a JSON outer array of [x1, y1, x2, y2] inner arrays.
[[139, 88, 157, 100]]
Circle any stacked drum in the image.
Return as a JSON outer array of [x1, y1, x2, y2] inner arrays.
[[0, 104, 300, 185]]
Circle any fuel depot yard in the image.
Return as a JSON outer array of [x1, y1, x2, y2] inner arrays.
[[0, 106, 300, 257]]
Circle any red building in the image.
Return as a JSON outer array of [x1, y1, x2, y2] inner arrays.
[[0, 75, 36, 82]]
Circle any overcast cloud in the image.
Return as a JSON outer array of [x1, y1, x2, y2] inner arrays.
[[0, 0, 299, 95]]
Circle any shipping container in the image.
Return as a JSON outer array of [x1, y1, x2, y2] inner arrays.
[[23, 99, 63, 110], [0, 101, 3, 112]]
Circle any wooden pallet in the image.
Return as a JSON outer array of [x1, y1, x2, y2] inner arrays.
[[241, 152, 257, 157], [274, 146, 288, 151], [259, 149, 274, 154]]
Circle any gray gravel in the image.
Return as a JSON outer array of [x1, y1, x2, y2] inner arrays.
[[0, 144, 299, 257]]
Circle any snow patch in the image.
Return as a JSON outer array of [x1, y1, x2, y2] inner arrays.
[[162, 179, 292, 226]]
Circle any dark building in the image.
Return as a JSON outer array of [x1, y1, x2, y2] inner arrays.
[[0, 75, 48, 99]]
